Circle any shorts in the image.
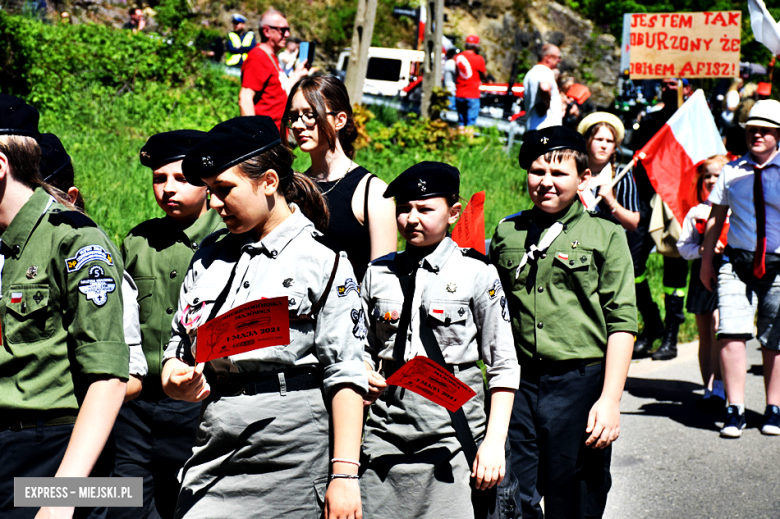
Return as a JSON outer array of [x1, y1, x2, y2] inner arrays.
[[717, 260, 780, 350], [456, 97, 480, 127], [687, 258, 719, 315]]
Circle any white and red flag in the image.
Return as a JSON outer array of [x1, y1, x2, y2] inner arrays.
[[451, 191, 486, 253], [636, 89, 727, 224]]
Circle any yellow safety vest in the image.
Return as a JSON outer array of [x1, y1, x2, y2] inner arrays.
[[226, 31, 255, 66]]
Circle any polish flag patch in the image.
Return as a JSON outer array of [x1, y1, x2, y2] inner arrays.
[[432, 306, 445, 315], [11, 292, 22, 304], [556, 253, 569, 261]]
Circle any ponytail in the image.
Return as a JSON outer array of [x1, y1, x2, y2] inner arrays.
[[0, 135, 77, 210], [237, 144, 330, 233]]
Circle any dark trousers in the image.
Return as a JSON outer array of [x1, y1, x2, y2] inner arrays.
[[0, 422, 113, 519], [107, 397, 200, 519], [508, 362, 611, 519]]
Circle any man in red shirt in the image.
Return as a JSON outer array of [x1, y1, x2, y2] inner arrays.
[[239, 9, 308, 130], [454, 35, 486, 131]]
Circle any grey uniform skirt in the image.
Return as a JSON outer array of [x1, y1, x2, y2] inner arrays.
[[174, 388, 330, 519], [360, 365, 488, 519]]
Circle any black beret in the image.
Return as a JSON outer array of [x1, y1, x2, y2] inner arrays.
[[39, 133, 71, 182], [182, 116, 281, 186], [383, 161, 459, 201], [0, 94, 40, 140], [140, 130, 207, 170], [518, 126, 587, 170]]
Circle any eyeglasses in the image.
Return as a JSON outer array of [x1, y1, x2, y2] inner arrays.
[[265, 26, 291, 35], [284, 111, 339, 129]]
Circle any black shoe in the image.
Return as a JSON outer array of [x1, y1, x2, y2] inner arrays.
[[651, 322, 680, 360], [633, 329, 662, 359]]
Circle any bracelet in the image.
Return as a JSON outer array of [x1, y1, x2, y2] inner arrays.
[[610, 204, 619, 214], [331, 458, 361, 467], [330, 474, 360, 481]]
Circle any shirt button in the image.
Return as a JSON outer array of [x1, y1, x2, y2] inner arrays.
[[538, 286, 544, 293], [445, 317, 451, 324], [507, 260, 513, 267], [243, 281, 250, 288], [193, 298, 200, 305], [166, 307, 174, 314], [170, 270, 177, 279], [191, 243, 199, 250], [569, 260, 575, 266], [12, 244, 20, 255], [537, 322, 543, 329], [270, 250, 278, 258], [177, 239, 183, 243], [541, 253, 547, 259]]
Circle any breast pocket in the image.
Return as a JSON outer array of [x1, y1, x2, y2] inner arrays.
[[551, 250, 592, 291], [427, 300, 470, 349], [371, 298, 403, 350], [135, 276, 155, 324], [496, 250, 527, 288], [5, 284, 54, 344]]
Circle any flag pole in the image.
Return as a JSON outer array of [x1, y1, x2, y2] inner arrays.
[[593, 156, 638, 206]]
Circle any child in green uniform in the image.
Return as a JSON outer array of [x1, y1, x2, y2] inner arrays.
[[489, 126, 637, 518], [109, 130, 224, 519], [0, 95, 128, 519]]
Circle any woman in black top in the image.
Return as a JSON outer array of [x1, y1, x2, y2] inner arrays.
[[283, 76, 397, 281]]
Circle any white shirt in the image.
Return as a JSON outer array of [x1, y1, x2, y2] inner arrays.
[[708, 152, 780, 253], [523, 64, 562, 131], [443, 59, 457, 96]]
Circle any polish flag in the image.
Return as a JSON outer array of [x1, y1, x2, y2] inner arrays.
[[637, 89, 727, 225], [452, 191, 486, 253]]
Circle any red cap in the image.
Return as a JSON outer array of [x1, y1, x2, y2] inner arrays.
[[758, 82, 772, 97], [465, 35, 480, 45]]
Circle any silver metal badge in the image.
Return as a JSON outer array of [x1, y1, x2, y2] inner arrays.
[[571, 240, 579, 249], [26, 265, 38, 279], [541, 136, 549, 144], [202, 156, 213, 167], [446, 283, 457, 293], [418, 179, 427, 193], [140, 151, 150, 158], [283, 278, 294, 288]]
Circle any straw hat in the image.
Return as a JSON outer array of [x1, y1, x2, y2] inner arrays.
[[740, 100, 780, 129], [577, 112, 625, 142]]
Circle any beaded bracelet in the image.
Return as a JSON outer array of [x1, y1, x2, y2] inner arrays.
[[330, 474, 360, 481], [331, 458, 361, 467]]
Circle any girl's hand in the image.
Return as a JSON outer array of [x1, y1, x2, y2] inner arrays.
[[162, 360, 210, 402], [363, 362, 387, 406], [471, 436, 506, 490], [324, 478, 362, 519], [35, 507, 75, 519], [600, 187, 617, 208], [714, 240, 725, 254]]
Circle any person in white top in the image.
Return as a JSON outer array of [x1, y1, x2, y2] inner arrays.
[[523, 44, 563, 131], [676, 155, 729, 414], [701, 100, 780, 438]]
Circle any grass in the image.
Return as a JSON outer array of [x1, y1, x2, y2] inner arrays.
[[39, 82, 698, 345]]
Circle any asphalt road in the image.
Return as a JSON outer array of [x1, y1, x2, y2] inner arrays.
[[605, 338, 780, 518]]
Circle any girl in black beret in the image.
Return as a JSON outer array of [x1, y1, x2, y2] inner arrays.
[[161, 116, 368, 519]]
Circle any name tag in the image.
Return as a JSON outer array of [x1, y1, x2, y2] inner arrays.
[[195, 297, 290, 363], [386, 356, 477, 412]]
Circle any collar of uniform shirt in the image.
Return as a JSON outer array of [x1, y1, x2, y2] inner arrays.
[[1, 187, 52, 259], [401, 237, 458, 274], [529, 197, 585, 234], [180, 209, 223, 245], [239, 203, 310, 258], [742, 148, 780, 170]]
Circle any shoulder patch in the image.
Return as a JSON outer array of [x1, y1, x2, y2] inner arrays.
[[66, 244, 115, 273], [370, 252, 397, 265], [49, 210, 97, 229], [78, 265, 117, 306], [461, 248, 492, 265]]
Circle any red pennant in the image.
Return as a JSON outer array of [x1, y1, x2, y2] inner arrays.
[[451, 191, 486, 254]]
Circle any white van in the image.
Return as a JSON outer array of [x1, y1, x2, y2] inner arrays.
[[336, 47, 424, 97]]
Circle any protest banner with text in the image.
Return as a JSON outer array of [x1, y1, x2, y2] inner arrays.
[[629, 11, 741, 78]]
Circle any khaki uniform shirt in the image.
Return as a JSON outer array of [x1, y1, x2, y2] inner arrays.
[[122, 210, 224, 380], [489, 200, 637, 363], [164, 207, 368, 397], [0, 188, 129, 412], [361, 238, 520, 390]]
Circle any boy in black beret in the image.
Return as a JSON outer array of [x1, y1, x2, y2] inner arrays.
[[489, 126, 637, 518], [109, 129, 225, 519]]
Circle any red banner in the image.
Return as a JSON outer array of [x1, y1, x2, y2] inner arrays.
[[451, 191, 486, 254], [386, 356, 477, 412]]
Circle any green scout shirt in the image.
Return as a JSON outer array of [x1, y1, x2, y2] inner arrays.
[[0, 188, 129, 413], [489, 200, 637, 363], [121, 210, 223, 382]]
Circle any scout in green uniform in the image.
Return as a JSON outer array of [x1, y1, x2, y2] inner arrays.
[[0, 94, 128, 519], [489, 126, 637, 519], [109, 130, 224, 519]]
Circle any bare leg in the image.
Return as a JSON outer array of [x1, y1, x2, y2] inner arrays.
[[721, 339, 747, 404], [696, 313, 714, 389], [711, 310, 722, 381], [762, 348, 780, 407]]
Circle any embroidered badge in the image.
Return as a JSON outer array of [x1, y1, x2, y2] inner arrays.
[[26, 265, 38, 279], [487, 279, 503, 299], [580, 255, 587, 263], [77, 265, 116, 307], [283, 278, 294, 288], [418, 179, 427, 193], [337, 278, 360, 297], [446, 283, 457, 293], [500, 296, 510, 322], [10, 292, 22, 304], [571, 240, 579, 249], [66, 245, 114, 273], [288, 298, 297, 307], [556, 252, 569, 261], [432, 305, 444, 315], [351, 309, 368, 339], [458, 307, 466, 317], [33, 291, 44, 304]]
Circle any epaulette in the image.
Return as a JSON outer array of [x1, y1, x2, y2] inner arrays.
[[49, 208, 97, 229], [499, 210, 526, 224], [370, 252, 397, 265], [460, 248, 492, 265], [199, 228, 230, 249], [310, 230, 343, 253], [588, 211, 620, 225]]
